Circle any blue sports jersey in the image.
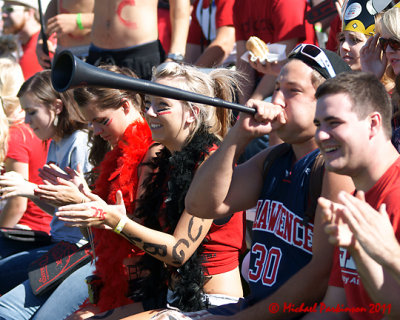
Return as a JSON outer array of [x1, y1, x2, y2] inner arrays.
[[247, 146, 320, 304]]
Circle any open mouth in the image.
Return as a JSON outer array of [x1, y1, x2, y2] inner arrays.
[[390, 59, 399, 67], [323, 146, 339, 154], [150, 123, 162, 129]]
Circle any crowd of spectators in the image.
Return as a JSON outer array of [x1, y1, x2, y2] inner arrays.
[[0, 1, 399, 320]]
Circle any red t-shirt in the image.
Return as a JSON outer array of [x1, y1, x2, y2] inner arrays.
[[6, 123, 51, 233], [20, 31, 43, 80], [202, 211, 246, 275], [188, 0, 235, 45], [329, 157, 400, 320], [233, 0, 317, 45]]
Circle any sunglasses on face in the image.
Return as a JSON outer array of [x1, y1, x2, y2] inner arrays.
[[1, 4, 27, 14], [289, 44, 336, 79], [379, 38, 400, 52]]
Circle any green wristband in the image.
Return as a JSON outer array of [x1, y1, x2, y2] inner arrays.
[[76, 13, 84, 30]]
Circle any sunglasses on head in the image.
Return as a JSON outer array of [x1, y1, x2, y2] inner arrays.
[[289, 44, 336, 79], [379, 38, 400, 52]]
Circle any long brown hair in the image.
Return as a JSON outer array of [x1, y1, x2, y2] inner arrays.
[[72, 65, 144, 169], [17, 70, 87, 141]]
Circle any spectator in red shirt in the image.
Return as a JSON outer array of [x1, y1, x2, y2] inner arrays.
[[0, 57, 50, 259], [1, 0, 43, 79], [234, 0, 317, 103], [185, 0, 236, 68]]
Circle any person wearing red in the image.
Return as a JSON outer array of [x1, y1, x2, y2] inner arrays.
[[234, 0, 317, 103], [56, 62, 246, 319], [186, 0, 236, 68], [1, 0, 43, 79], [0, 57, 50, 260], [305, 72, 400, 319], [19, 30, 43, 80], [4, 123, 50, 233], [157, 0, 172, 54]]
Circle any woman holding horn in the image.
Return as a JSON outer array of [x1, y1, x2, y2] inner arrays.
[[56, 62, 245, 319]]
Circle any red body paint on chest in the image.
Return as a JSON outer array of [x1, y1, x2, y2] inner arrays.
[[117, 0, 138, 29]]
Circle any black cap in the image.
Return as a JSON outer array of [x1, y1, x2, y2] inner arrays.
[[289, 45, 351, 79]]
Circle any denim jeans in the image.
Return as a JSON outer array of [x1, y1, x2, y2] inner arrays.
[[0, 261, 95, 320], [0, 241, 56, 294], [0, 235, 51, 260]]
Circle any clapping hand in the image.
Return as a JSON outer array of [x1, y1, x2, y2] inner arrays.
[[56, 190, 126, 229], [0, 171, 36, 199]]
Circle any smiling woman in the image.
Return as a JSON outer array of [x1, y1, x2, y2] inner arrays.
[[55, 62, 246, 319], [361, 5, 400, 151]]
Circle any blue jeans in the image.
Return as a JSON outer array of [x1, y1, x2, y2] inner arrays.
[[0, 261, 95, 320], [0, 241, 56, 294], [0, 236, 51, 260]]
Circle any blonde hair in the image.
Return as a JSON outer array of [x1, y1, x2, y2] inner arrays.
[[375, 7, 400, 118], [376, 6, 399, 81], [0, 100, 8, 165], [376, 7, 400, 42], [0, 57, 24, 120], [152, 62, 243, 140], [0, 35, 19, 60]]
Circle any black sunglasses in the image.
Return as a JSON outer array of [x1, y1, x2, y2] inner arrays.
[[379, 38, 400, 52], [1, 5, 27, 14]]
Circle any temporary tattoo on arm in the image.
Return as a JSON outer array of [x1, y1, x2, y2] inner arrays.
[[91, 207, 106, 220], [143, 243, 167, 257], [188, 217, 203, 242], [121, 232, 141, 244], [121, 232, 167, 257], [172, 239, 189, 265]]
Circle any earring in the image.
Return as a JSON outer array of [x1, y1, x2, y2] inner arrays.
[[53, 115, 59, 127]]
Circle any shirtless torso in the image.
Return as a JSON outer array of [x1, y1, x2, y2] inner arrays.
[[85, 0, 189, 79]]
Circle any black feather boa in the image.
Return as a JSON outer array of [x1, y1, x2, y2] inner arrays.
[[132, 126, 220, 311]]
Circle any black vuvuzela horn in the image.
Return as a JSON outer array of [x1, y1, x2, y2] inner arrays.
[[51, 50, 256, 115]]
